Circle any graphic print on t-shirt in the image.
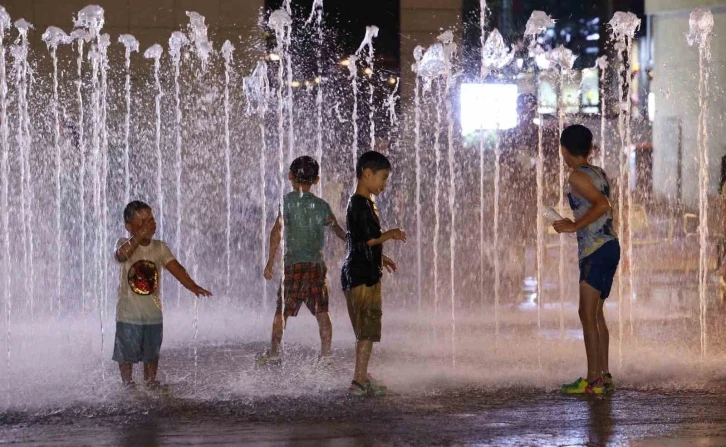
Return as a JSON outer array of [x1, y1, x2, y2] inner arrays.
[[127, 260, 159, 295]]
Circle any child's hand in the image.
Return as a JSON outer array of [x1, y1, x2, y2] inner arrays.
[[391, 228, 407, 242], [553, 218, 577, 234], [191, 285, 213, 298], [382, 255, 397, 273], [263, 262, 274, 281]]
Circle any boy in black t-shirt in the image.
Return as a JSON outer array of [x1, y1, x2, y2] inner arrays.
[[342, 151, 406, 397]]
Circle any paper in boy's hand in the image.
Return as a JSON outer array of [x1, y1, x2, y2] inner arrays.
[[541, 206, 576, 238], [541, 206, 563, 223]]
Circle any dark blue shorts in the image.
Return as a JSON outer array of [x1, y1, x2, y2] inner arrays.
[[579, 240, 620, 299], [112, 322, 163, 363]]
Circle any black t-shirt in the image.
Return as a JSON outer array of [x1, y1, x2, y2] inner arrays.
[[341, 194, 383, 291]]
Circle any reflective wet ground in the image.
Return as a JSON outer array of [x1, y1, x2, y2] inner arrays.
[[3, 294, 726, 446], [3, 369, 726, 446]]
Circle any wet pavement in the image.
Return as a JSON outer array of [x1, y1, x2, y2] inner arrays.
[[3, 383, 726, 446], [3, 322, 726, 447], [3, 274, 726, 446]]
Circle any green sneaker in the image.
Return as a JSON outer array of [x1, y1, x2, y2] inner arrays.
[[367, 374, 388, 392], [561, 377, 588, 394], [255, 351, 281, 368], [348, 380, 369, 397], [586, 377, 605, 395], [367, 380, 387, 397], [347, 380, 386, 397], [603, 373, 615, 392], [561, 377, 605, 394]]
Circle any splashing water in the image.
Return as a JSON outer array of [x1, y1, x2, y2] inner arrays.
[[479, 22, 516, 341], [269, 8, 292, 314], [549, 44, 576, 339], [118, 34, 138, 207], [525, 11, 555, 43], [186, 12, 213, 70], [348, 55, 359, 171], [169, 30, 188, 306], [609, 11, 641, 40], [99, 32, 112, 377], [13, 20, 34, 331], [417, 44, 447, 91], [526, 9, 553, 375], [411, 37, 447, 339], [433, 80, 443, 326], [609, 10, 641, 363], [596, 56, 608, 169], [0, 6, 10, 403], [243, 61, 271, 310], [222, 40, 234, 292], [73, 5, 104, 37], [42, 26, 72, 320], [307, 0, 324, 190], [356, 26, 379, 150], [688, 8, 714, 357], [440, 30, 458, 367], [71, 28, 91, 313], [413, 46, 424, 312], [385, 78, 399, 129], [481, 29, 514, 77], [479, 2, 488, 324], [144, 44, 164, 241]]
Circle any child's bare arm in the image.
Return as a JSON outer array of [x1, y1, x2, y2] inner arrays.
[[366, 228, 407, 246], [382, 254, 398, 273], [115, 235, 142, 262], [554, 170, 611, 233], [115, 219, 155, 262], [326, 214, 346, 242], [264, 216, 282, 280], [165, 260, 212, 297]]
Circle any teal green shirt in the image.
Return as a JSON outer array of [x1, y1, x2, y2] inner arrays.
[[282, 190, 333, 266]]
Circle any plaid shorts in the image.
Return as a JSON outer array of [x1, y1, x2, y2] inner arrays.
[[276, 263, 329, 317]]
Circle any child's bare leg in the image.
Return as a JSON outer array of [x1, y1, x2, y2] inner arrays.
[[118, 362, 133, 384], [316, 312, 332, 356], [579, 281, 601, 382], [354, 340, 373, 384], [144, 360, 159, 383], [596, 298, 610, 378], [270, 314, 285, 356]]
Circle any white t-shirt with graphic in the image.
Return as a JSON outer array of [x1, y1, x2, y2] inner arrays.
[[115, 238, 176, 325]]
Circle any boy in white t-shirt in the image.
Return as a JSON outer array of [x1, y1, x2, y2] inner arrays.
[[113, 201, 212, 388]]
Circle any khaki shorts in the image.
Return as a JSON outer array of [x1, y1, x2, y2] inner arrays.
[[344, 282, 382, 342]]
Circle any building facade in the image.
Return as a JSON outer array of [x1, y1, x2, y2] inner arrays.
[[648, 0, 726, 206]]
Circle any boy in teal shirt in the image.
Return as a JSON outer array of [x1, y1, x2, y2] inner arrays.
[[258, 156, 346, 366]]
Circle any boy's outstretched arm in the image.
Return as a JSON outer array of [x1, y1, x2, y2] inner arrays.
[[264, 216, 282, 280], [326, 214, 347, 242], [165, 260, 212, 297], [554, 170, 612, 234]]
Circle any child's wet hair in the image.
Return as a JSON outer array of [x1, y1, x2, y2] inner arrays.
[[560, 124, 593, 157], [289, 156, 319, 185], [356, 151, 391, 179], [123, 200, 151, 223]]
